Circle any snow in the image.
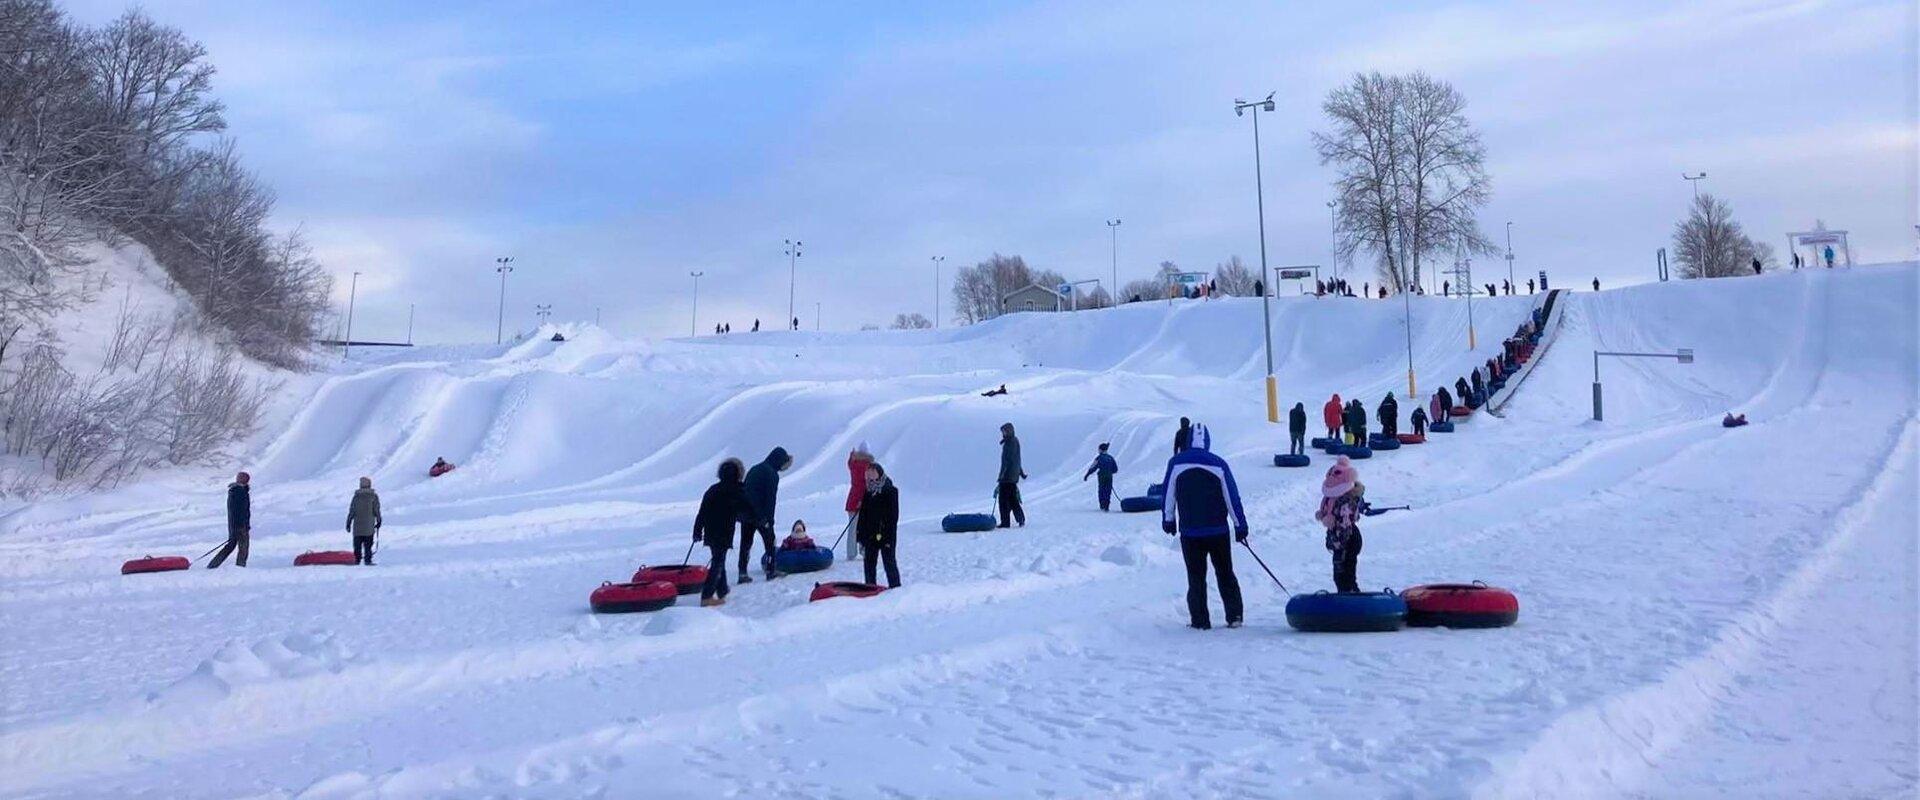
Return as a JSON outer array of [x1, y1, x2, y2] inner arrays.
[[1, 265, 1915, 798]]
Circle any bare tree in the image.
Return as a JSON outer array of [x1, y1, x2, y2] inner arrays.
[[1213, 255, 1256, 296], [889, 312, 932, 329], [947, 254, 1063, 323], [1315, 71, 1493, 292], [1673, 194, 1771, 279]]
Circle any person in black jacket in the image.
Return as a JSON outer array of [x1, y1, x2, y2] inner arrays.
[[740, 447, 792, 582], [1377, 392, 1398, 438], [855, 462, 902, 587], [1345, 400, 1368, 447], [997, 423, 1026, 528], [1287, 402, 1307, 455], [694, 458, 751, 606], [1455, 377, 1470, 404], [209, 471, 251, 568], [1410, 405, 1428, 437], [1173, 417, 1192, 454]]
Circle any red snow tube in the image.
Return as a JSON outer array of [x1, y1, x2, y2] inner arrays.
[[633, 564, 708, 595], [1403, 582, 1519, 628], [809, 581, 888, 602], [590, 580, 678, 613], [121, 555, 190, 575], [1397, 433, 1426, 445], [1451, 405, 1473, 417], [428, 463, 455, 477], [293, 550, 358, 566]]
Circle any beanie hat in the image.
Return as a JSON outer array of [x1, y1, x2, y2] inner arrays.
[[1322, 456, 1357, 498]]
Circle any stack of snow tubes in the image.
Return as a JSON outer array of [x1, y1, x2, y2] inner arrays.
[[1285, 591, 1407, 632], [590, 580, 677, 613], [941, 513, 996, 532], [1273, 453, 1311, 468], [1403, 583, 1519, 628], [633, 564, 708, 595], [293, 550, 357, 566], [772, 545, 834, 574], [121, 555, 190, 575], [809, 581, 888, 602]]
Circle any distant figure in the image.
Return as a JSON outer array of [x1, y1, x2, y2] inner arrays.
[[1316, 279, 1327, 296], [1287, 401, 1307, 456], [1410, 405, 1428, 437], [1363, 282, 1369, 298], [792, 316, 800, 330], [1083, 443, 1119, 511], [1443, 280, 1450, 296], [1377, 392, 1398, 438], [1592, 278, 1600, 292], [741, 447, 794, 582], [1159, 424, 1248, 630], [981, 384, 1009, 397], [856, 462, 902, 587], [997, 423, 1026, 528], [1253, 279, 1264, 297], [715, 323, 722, 335], [210, 471, 251, 568], [1502, 279, 1511, 295], [1322, 395, 1343, 441], [1377, 285, 1387, 299], [1435, 386, 1453, 423], [1792, 252, 1802, 270], [1455, 377, 1470, 404], [1130, 294, 1142, 303], [752, 319, 760, 332], [1823, 245, 1836, 268], [1527, 278, 1535, 294], [694, 458, 750, 606], [1722, 412, 1749, 428], [1752, 258, 1762, 275], [1174, 417, 1193, 454], [1345, 399, 1367, 447], [346, 476, 382, 566], [550, 332, 566, 342], [429, 457, 454, 478], [845, 443, 872, 559]]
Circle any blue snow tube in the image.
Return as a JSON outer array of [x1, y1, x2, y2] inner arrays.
[[1147, 482, 1165, 497], [1429, 420, 1455, 433], [1344, 446, 1373, 459], [771, 545, 834, 574], [1310, 437, 1336, 450], [1119, 495, 1162, 513], [1466, 390, 1486, 408], [1273, 453, 1311, 468], [1285, 590, 1408, 632], [941, 513, 996, 533], [1366, 435, 1401, 451]]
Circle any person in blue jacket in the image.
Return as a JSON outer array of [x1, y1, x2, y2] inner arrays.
[[1082, 442, 1119, 511], [741, 446, 792, 582], [1159, 425, 1248, 629]]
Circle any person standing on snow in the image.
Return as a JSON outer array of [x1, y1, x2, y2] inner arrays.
[[1527, 278, 1535, 294], [844, 443, 872, 559], [1410, 405, 1428, 437], [1287, 402, 1307, 456], [346, 477, 382, 566], [1592, 278, 1600, 292], [856, 462, 902, 587], [1316, 457, 1366, 593], [1345, 399, 1368, 447], [1173, 417, 1193, 454], [1823, 245, 1835, 268], [1083, 443, 1119, 511], [1322, 394, 1343, 441], [1378, 393, 1398, 438], [1455, 377, 1470, 405], [1470, 369, 1484, 399], [694, 458, 751, 606], [1159, 425, 1248, 629], [741, 447, 793, 582], [210, 472, 251, 568], [1751, 257, 1762, 275], [1434, 386, 1452, 423], [997, 423, 1026, 527]]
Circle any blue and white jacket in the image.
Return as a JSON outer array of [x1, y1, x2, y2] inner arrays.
[[1159, 425, 1248, 538]]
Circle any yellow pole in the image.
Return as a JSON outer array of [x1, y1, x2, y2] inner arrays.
[[1407, 368, 1417, 401], [1264, 375, 1279, 423]]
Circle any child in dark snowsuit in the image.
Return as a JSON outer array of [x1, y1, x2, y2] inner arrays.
[[694, 458, 751, 606], [1410, 406, 1428, 437], [1083, 443, 1119, 511]]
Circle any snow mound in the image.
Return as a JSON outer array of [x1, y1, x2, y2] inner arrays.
[[148, 630, 358, 706]]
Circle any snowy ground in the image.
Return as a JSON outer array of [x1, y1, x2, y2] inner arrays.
[[1, 266, 1914, 799]]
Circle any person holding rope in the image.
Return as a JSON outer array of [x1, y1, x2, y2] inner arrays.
[[1159, 424, 1247, 630], [694, 458, 750, 607], [347, 477, 382, 565], [208, 472, 251, 568]]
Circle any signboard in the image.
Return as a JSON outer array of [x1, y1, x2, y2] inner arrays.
[[1677, 348, 1694, 364], [1538, 270, 1548, 290], [1278, 268, 1314, 280], [1058, 283, 1073, 295]]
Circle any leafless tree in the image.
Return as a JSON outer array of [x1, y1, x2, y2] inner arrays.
[[1213, 255, 1257, 296], [889, 312, 932, 329], [947, 254, 1064, 323], [1315, 71, 1493, 293], [1673, 194, 1772, 279]]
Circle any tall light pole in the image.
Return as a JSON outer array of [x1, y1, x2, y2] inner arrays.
[[688, 271, 704, 336], [1105, 219, 1121, 302], [784, 239, 802, 327], [1505, 221, 1516, 289], [494, 256, 514, 344], [406, 302, 415, 345], [535, 303, 552, 328], [1326, 200, 1338, 282], [931, 255, 945, 328], [1235, 92, 1280, 424], [815, 301, 821, 331], [1683, 171, 1706, 200], [343, 270, 361, 359]]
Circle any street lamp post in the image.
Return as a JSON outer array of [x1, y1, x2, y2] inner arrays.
[[784, 239, 802, 327], [689, 271, 704, 336], [1326, 200, 1338, 283], [931, 255, 945, 328], [1683, 171, 1707, 200], [1105, 219, 1121, 302], [1505, 221, 1515, 290], [1235, 92, 1280, 423], [494, 256, 514, 344], [343, 270, 361, 359], [407, 303, 414, 345], [1592, 348, 1694, 421], [535, 303, 552, 328], [1445, 252, 1477, 350]]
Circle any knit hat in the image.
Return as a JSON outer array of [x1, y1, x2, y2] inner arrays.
[[1322, 456, 1357, 498]]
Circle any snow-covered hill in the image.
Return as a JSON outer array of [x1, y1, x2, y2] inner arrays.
[[0, 265, 1914, 798]]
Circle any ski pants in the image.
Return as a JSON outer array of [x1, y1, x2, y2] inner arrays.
[[1289, 431, 1305, 455], [997, 481, 1025, 527], [210, 525, 249, 568], [702, 545, 730, 600], [1096, 476, 1113, 511], [352, 535, 374, 564], [862, 539, 901, 588], [1332, 532, 1364, 593], [739, 523, 777, 577], [1180, 535, 1243, 628]]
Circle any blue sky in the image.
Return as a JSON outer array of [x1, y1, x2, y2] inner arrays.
[[65, 0, 1919, 342]]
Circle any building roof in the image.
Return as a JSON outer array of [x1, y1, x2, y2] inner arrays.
[[1001, 282, 1065, 303]]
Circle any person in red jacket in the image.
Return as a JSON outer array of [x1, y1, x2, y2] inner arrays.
[[844, 442, 872, 559], [1322, 394, 1343, 441]]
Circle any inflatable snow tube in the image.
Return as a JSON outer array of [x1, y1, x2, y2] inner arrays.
[[1147, 482, 1165, 497], [1450, 405, 1473, 417], [1403, 582, 1519, 628], [121, 555, 190, 575], [428, 463, 455, 478], [1343, 446, 1373, 460], [1467, 391, 1485, 408], [294, 550, 358, 567], [1397, 433, 1426, 445], [1273, 453, 1311, 468], [941, 513, 996, 532], [1119, 495, 1163, 513], [1429, 420, 1455, 433], [1722, 416, 1749, 428], [633, 564, 709, 595], [772, 546, 834, 574], [1309, 437, 1336, 450], [809, 581, 888, 602], [589, 580, 677, 614], [1285, 590, 1407, 632], [1366, 435, 1401, 451]]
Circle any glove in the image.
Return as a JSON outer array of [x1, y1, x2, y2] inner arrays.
[[1235, 528, 1249, 544], [1162, 521, 1176, 536], [692, 530, 703, 543]]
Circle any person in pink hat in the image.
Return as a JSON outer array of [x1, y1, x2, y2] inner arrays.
[[1314, 456, 1367, 593]]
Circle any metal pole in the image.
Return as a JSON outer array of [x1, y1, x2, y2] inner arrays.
[[1505, 221, 1515, 289], [1593, 351, 1603, 421], [932, 255, 944, 328], [1326, 200, 1337, 282], [494, 257, 514, 344], [785, 239, 802, 327], [815, 301, 821, 331], [1402, 263, 1416, 399], [1106, 219, 1121, 303], [1253, 106, 1277, 423], [343, 271, 360, 359], [406, 303, 414, 345], [689, 271, 703, 336]]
